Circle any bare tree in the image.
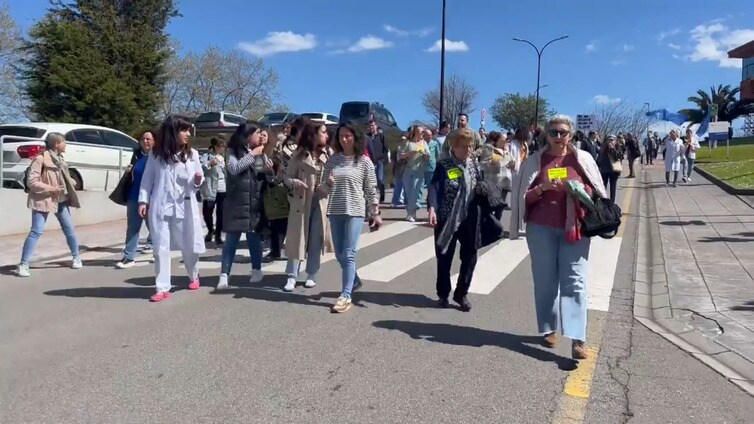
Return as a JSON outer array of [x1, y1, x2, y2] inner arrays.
[[161, 44, 281, 120], [593, 100, 651, 140], [0, 2, 30, 122], [422, 74, 478, 128]]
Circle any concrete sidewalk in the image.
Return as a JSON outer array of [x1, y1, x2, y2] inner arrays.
[[636, 162, 754, 394], [0, 219, 132, 269]]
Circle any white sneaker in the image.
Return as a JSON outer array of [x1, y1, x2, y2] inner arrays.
[[304, 279, 316, 288], [283, 278, 296, 292], [16, 263, 30, 277], [71, 257, 83, 269], [250, 269, 264, 283], [406, 215, 415, 222], [216, 273, 229, 290]]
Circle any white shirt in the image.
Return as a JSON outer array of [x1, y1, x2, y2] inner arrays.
[[164, 160, 192, 219]]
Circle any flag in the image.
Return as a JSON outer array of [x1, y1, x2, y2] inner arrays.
[[646, 109, 689, 126], [696, 111, 710, 137]]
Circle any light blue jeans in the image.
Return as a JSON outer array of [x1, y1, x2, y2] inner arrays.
[[286, 201, 324, 280], [21, 202, 80, 265], [391, 175, 404, 206], [123, 200, 152, 260], [221, 231, 263, 275], [525, 223, 590, 342], [402, 170, 424, 215], [329, 215, 363, 298]]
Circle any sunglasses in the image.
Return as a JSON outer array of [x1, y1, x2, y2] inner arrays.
[[548, 129, 569, 138]]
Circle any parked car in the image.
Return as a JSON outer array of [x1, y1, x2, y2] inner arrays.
[[336, 101, 403, 151], [0, 123, 139, 191], [194, 111, 247, 135], [258, 112, 298, 129], [300, 112, 339, 125]]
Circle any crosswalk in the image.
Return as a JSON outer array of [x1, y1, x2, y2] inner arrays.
[[62, 221, 624, 311]]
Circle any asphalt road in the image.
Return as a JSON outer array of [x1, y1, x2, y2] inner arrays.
[[1, 180, 753, 424]]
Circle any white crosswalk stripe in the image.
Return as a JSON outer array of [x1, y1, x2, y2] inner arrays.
[[358, 236, 436, 282], [587, 237, 622, 312], [450, 238, 529, 295]]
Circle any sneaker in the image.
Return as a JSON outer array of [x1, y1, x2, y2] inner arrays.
[[150, 291, 171, 302], [673, 183, 677, 188], [116, 258, 135, 269], [188, 278, 200, 290], [437, 298, 449, 308], [682, 177, 687, 183], [16, 263, 30, 278], [139, 245, 153, 254], [687, 177, 692, 182], [304, 279, 316, 288], [250, 269, 264, 284], [453, 295, 472, 312], [406, 215, 415, 223], [331, 296, 352, 313], [71, 257, 83, 269], [216, 273, 229, 290], [283, 278, 296, 292]]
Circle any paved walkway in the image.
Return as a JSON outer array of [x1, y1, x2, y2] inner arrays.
[[643, 162, 754, 388]]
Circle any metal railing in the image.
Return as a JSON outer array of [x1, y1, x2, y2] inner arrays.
[[1, 135, 134, 192]]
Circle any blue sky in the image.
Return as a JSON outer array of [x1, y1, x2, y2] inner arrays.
[[7, 0, 753, 131]]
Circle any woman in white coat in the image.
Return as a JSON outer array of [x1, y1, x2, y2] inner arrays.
[[663, 130, 683, 187], [139, 116, 206, 302]]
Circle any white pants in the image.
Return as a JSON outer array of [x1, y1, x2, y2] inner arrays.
[[154, 216, 199, 293]]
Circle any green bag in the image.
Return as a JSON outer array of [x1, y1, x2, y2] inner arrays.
[[264, 183, 290, 220]]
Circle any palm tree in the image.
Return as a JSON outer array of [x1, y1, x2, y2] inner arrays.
[[680, 84, 754, 123]]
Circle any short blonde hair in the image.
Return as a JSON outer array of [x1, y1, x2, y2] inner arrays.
[[545, 114, 575, 137], [450, 128, 475, 147]]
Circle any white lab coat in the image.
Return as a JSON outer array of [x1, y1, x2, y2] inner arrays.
[[664, 139, 683, 173], [139, 149, 206, 255]]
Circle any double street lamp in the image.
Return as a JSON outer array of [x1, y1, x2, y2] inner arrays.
[[513, 35, 569, 127]]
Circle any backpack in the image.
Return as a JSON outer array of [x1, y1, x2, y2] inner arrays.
[[23, 154, 44, 193], [580, 197, 622, 239]]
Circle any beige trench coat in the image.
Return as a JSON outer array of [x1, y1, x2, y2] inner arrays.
[[284, 151, 333, 261], [27, 151, 80, 212]]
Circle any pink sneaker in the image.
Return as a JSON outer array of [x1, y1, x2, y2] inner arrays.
[[150, 291, 171, 302], [188, 278, 200, 290]]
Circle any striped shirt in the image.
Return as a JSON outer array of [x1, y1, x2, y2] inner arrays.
[[322, 153, 378, 217]]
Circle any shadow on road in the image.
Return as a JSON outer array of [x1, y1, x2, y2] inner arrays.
[[314, 291, 436, 309], [730, 300, 754, 311], [373, 319, 577, 370], [44, 286, 154, 299], [659, 220, 707, 226]]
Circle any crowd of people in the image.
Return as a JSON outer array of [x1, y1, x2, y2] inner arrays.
[[16, 111, 702, 361]]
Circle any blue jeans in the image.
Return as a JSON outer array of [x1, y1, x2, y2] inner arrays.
[[21, 202, 79, 265], [373, 160, 385, 202], [686, 156, 695, 178], [525, 223, 590, 342], [286, 201, 324, 279], [123, 200, 152, 260], [391, 174, 404, 206], [221, 231, 263, 275], [402, 170, 424, 215], [329, 215, 363, 298]]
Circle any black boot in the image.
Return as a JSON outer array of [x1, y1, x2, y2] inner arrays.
[[453, 295, 472, 312], [204, 230, 213, 243], [214, 232, 223, 245]]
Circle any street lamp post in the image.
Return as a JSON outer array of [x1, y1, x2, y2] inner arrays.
[[513, 35, 569, 127], [438, 0, 447, 125]]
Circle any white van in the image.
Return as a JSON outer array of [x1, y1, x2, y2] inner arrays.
[[0, 123, 139, 191]]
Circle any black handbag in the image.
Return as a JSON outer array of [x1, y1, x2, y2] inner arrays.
[[108, 171, 132, 206], [581, 197, 622, 239]]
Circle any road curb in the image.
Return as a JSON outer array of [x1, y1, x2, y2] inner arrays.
[[633, 168, 754, 397], [693, 165, 754, 196]]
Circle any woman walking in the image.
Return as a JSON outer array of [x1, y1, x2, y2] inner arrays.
[[597, 135, 622, 202], [200, 137, 227, 245], [116, 130, 155, 268], [16, 133, 82, 277], [664, 130, 683, 187], [282, 122, 334, 292], [428, 128, 481, 312], [216, 122, 268, 290], [397, 125, 429, 222], [321, 123, 382, 313], [266, 120, 303, 259], [683, 129, 701, 182], [138, 116, 206, 302], [509, 115, 607, 360], [624, 134, 641, 178]]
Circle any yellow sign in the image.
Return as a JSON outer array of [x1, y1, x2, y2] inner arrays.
[[548, 167, 568, 180], [416, 145, 425, 152], [447, 167, 463, 180]]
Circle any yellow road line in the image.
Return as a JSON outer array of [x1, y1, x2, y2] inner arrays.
[[616, 180, 635, 238], [563, 347, 600, 398]]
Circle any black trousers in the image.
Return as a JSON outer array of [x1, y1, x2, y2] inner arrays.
[[435, 220, 478, 300], [601, 172, 619, 202], [268, 218, 288, 256], [202, 192, 225, 235]]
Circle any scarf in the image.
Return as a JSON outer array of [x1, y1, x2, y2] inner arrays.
[[565, 195, 584, 243], [47, 150, 75, 194], [437, 156, 476, 254]]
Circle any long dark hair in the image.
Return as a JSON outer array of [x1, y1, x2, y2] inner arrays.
[[284, 117, 308, 148], [297, 122, 324, 155], [227, 121, 259, 159], [333, 122, 364, 162], [154, 116, 193, 163]]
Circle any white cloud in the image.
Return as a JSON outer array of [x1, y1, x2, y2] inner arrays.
[[585, 42, 597, 53], [426, 39, 469, 53], [668, 43, 681, 50], [593, 95, 621, 105], [658, 28, 681, 41], [237, 31, 316, 56], [622, 44, 635, 52], [345, 36, 393, 53], [383, 24, 433, 37], [685, 22, 754, 68]]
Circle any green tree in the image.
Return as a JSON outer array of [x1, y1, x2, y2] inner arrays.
[[490, 93, 554, 131], [680, 84, 754, 123], [21, 0, 178, 131]]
